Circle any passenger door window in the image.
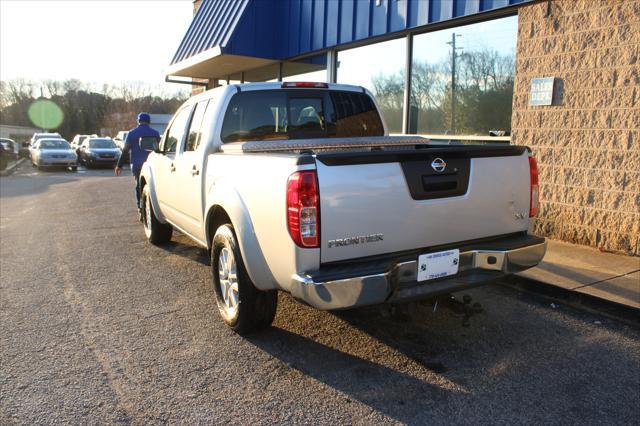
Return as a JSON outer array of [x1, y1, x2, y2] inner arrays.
[[162, 107, 192, 154]]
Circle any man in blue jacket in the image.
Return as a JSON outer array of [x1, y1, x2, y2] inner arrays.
[[115, 112, 160, 219]]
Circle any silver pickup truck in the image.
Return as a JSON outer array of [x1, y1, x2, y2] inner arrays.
[[139, 82, 546, 334]]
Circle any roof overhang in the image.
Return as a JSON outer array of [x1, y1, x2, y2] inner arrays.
[[165, 47, 277, 80]]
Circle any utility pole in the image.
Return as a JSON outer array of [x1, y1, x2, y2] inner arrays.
[[40, 86, 46, 132], [446, 33, 463, 134]]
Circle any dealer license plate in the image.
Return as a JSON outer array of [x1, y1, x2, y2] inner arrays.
[[417, 249, 460, 282]]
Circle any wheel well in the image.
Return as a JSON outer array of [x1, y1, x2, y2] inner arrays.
[[206, 205, 232, 248]]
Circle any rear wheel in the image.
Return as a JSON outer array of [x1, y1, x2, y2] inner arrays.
[[141, 185, 173, 244], [211, 224, 277, 335]]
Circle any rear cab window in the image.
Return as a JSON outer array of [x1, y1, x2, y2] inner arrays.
[[220, 89, 384, 143]]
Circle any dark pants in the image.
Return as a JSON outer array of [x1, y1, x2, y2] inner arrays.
[[132, 166, 142, 209]]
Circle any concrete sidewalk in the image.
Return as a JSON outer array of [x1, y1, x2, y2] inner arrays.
[[518, 239, 640, 309]]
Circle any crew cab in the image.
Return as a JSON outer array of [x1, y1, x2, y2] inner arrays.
[[138, 82, 546, 334]]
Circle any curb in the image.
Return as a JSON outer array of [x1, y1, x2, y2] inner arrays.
[[0, 158, 26, 177], [501, 275, 639, 328]]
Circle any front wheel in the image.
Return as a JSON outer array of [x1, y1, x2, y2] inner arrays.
[[211, 224, 277, 335], [141, 185, 173, 244]]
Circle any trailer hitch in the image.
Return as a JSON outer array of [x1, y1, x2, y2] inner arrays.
[[443, 294, 483, 327]]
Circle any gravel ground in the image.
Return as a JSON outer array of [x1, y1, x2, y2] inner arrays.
[[1, 163, 639, 425]]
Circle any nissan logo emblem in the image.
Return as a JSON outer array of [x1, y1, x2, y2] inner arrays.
[[431, 158, 446, 172]]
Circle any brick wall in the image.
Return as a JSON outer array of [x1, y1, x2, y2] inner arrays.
[[512, 0, 639, 255]]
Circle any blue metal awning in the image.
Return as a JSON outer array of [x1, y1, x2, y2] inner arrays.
[[171, 0, 249, 66], [168, 0, 533, 79]]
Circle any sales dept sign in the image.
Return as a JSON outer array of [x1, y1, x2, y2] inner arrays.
[[529, 77, 555, 106]]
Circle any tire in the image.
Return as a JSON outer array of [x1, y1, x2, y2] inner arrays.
[[141, 185, 173, 245], [70, 166, 78, 172], [211, 224, 277, 335]]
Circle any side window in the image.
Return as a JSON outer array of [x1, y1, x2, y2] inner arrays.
[[184, 100, 209, 152], [199, 94, 219, 147], [162, 107, 192, 153]]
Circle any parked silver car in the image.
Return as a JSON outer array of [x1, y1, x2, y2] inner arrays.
[[31, 138, 78, 171]]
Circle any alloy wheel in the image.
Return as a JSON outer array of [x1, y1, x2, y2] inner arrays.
[[218, 247, 239, 315]]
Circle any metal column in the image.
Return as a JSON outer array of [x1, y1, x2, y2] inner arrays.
[[402, 34, 413, 135]]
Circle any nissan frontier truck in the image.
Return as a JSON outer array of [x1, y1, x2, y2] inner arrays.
[[138, 82, 546, 334]]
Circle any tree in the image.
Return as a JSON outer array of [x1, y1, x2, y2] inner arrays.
[[0, 78, 188, 139]]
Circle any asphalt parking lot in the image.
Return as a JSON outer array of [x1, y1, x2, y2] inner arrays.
[[1, 162, 639, 425]]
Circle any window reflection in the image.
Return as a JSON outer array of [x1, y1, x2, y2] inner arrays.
[[410, 16, 517, 135], [282, 54, 327, 82], [336, 38, 406, 133]]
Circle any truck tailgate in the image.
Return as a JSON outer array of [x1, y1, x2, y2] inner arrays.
[[316, 146, 532, 263]]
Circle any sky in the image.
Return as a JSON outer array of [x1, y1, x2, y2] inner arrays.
[[0, 1, 518, 96], [0, 0, 194, 95]]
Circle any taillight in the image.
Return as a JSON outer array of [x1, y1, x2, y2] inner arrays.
[[281, 82, 329, 89], [529, 156, 539, 217], [287, 171, 320, 248]]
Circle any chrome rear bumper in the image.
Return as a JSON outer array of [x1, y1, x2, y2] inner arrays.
[[290, 240, 547, 310]]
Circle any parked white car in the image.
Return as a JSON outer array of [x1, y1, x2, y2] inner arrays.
[[113, 130, 130, 162], [29, 132, 62, 147], [70, 134, 97, 150]]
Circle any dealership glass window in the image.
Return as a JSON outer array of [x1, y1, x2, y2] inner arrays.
[[282, 54, 327, 83], [337, 38, 406, 133], [409, 16, 517, 135]]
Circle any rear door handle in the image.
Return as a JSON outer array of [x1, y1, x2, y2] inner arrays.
[[170, 163, 176, 172], [191, 165, 199, 176]]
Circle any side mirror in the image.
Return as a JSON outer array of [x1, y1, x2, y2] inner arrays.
[[139, 136, 159, 152]]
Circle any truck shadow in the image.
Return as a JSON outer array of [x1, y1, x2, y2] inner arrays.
[[246, 325, 459, 423], [160, 233, 210, 266], [245, 286, 640, 423]]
